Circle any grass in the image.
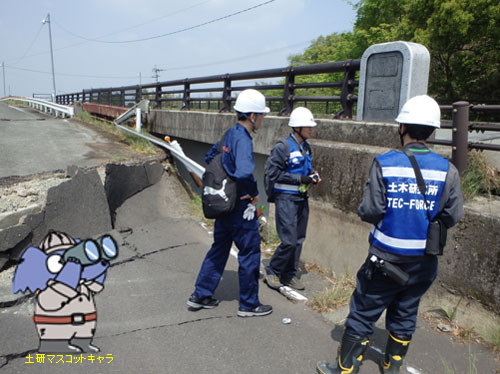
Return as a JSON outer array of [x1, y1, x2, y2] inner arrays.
[[75, 111, 156, 154], [436, 297, 463, 323], [307, 272, 355, 313], [485, 323, 500, 352], [461, 150, 500, 200], [439, 344, 478, 374]]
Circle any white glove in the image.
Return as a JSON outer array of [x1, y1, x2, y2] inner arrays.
[[243, 203, 256, 221]]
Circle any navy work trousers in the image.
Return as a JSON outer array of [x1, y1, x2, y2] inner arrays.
[[266, 197, 309, 280], [193, 200, 261, 310], [345, 255, 438, 337]]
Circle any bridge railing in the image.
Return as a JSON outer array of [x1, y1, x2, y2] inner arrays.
[[56, 60, 360, 119], [1, 96, 74, 118], [431, 102, 500, 174]]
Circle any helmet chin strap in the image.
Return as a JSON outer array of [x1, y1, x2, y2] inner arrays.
[[293, 127, 304, 141], [399, 124, 408, 147], [242, 113, 257, 133]]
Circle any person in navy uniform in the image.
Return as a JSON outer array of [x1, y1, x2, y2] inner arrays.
[[187, 89, 273, 317], [264, 107, 320, 291], [317, 95, 463, 374]]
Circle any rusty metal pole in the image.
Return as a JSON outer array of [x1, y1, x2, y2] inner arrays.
[[451, 101, 469, 175], [220, 77, 231, 112], [182, 82, 190, 110], [280, 68, 295, 116]]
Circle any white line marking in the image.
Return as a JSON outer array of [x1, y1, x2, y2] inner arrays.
[[8, 105, 26, 113]]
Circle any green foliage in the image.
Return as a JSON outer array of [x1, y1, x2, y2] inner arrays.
[[485, 323, 500, 351], [75, 111, 156, 154], [289, 0, 500, 101], [437, 297, 462, 322]]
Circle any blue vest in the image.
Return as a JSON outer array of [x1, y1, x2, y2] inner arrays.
[[369, 150, 449, 256], [274, 136, 312, 195]]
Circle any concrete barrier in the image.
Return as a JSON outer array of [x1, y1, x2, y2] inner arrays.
[[147, 109, 500, 311]]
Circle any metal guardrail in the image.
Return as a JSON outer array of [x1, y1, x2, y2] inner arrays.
[[0, 96, 74, 118], [431, 102, 500, 174], [56, 60, 360, 119], [114, 100, 205, 183]]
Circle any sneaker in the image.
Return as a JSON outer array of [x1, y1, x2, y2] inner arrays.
[[187, 294, 219, 309], [237, 304, 273, 317], [264, 274, 282, 290], [282, 276, 305, 290]]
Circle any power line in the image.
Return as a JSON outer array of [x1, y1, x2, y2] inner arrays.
[[166, 40, 310, 72], [4, 0, 214, 64], [3, 38, 307, 82], [5, 65, 137, 79], [11, 24, 44, 66], [52, 0, 214, 44], [53, 0, 277, 44]]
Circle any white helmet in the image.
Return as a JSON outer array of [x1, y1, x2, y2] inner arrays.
[[395, 95, 441, 128], [289, 107, 317, 128], [233, 89, 270, 114]]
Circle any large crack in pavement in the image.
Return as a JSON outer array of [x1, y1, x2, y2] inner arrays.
[[0, 243, 199, 311], [111, 242, 199, 267], [105, 315, 235, 338], [0, 316, 235, 369], [0, 349, 37, 370]]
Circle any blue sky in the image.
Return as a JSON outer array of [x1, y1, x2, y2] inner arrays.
[[0, 0, 356, 97]]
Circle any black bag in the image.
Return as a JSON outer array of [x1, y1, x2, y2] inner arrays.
[[425, 219, 447, 256], [263, 140, 290, 203], [404, 150, 447, 255], [201, 132, 238, 219]]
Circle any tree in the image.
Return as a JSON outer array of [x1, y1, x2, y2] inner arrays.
[[289, 0, 500, 101]]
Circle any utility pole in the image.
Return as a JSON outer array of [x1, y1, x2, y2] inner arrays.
[[152, 66, 166, 83], [1, 62, 5, 97], [42, 13, 56, 102]]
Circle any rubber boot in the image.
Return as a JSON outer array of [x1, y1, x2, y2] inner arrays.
[[316, 333, 370, 374], [38, 339, 82, 354], [382, 332, 411, 373], [71, 337, 100, 352]]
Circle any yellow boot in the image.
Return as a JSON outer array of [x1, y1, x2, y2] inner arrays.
[[317, 333, 370, 374], [382, 332, 411, 373]]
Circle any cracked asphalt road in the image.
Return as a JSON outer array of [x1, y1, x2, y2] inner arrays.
[[0, 173, 336, 374], [0, 173, 498, 374]]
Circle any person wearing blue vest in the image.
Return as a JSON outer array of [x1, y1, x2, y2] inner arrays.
[[264, 107, 321, 291], [317, 95, 463, 374], [187, 89, 273, 317]]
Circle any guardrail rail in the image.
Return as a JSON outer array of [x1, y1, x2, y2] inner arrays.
[[1, 96, 74, 118]]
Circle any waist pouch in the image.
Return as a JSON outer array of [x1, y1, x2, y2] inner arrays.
[[426, 219, 447, 256]]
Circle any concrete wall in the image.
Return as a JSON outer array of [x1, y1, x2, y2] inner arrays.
[[147, 109, 500, 311]]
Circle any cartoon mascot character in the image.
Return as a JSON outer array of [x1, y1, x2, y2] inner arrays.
[[12, 230, 118, 353]]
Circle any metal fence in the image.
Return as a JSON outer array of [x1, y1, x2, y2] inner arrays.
[[54, 60, 500, 175], [432, 102, 500, 174], [56, 60, 360, 119]]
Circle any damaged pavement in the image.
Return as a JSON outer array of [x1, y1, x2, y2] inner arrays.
[[1, 166, 498, 373]]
